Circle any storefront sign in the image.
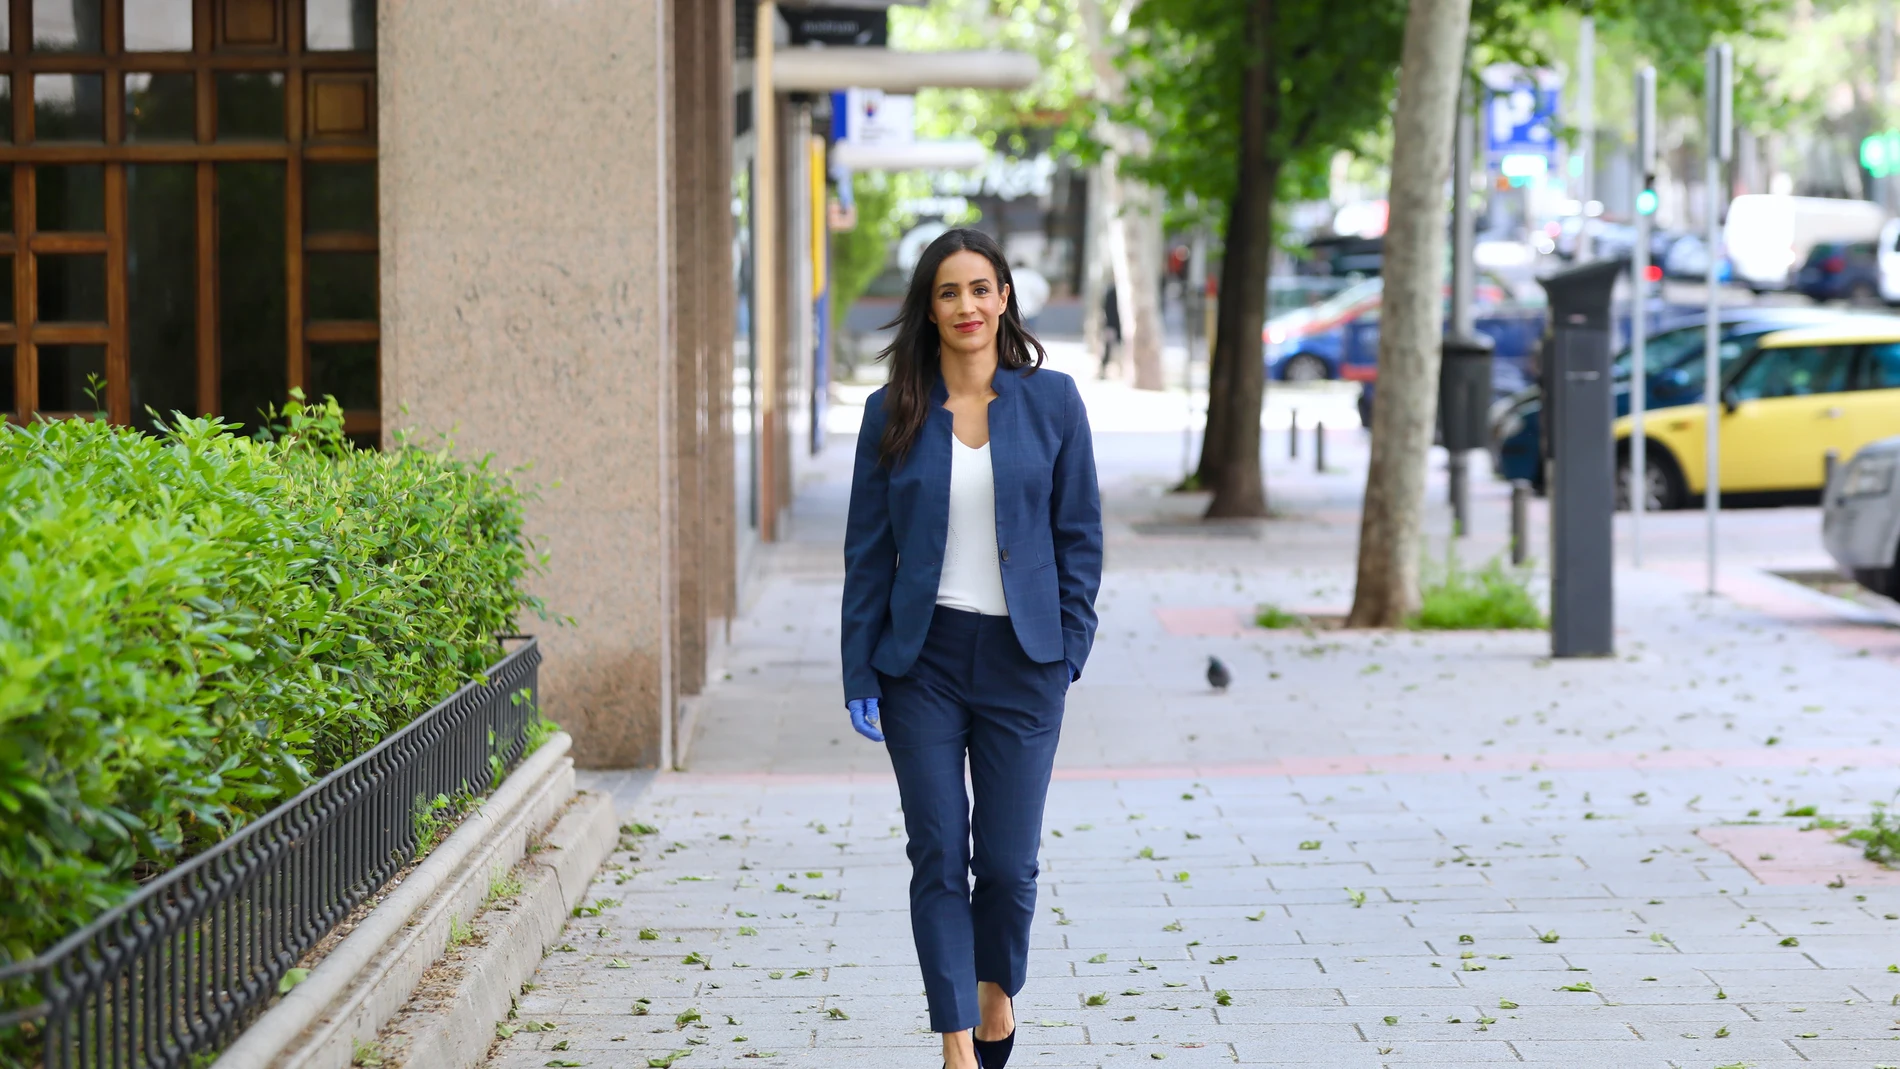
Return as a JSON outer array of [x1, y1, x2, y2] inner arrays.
[[786, 8, 888, 47]]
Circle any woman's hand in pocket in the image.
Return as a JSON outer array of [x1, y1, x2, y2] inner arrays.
[[848, 697, 884, 742]]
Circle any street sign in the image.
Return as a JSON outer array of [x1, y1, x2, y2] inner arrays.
[[1484, 79, 1560, 158], [841, 87, 913, 146], [785, 7, 888, 47]]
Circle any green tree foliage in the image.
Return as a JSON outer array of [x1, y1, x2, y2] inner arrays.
[[1105, 0, 1775, 517], [830, 173, 911, 351], [891, 0, 1095, 152], [0, 398, 543, 967]]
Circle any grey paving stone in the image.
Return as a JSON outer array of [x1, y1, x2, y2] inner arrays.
[[484, 413, 1900, 1068]]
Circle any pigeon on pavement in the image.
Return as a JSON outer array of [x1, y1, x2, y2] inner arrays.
[[1206, 656, 1231, 693]]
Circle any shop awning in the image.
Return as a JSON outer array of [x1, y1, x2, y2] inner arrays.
[[830, 140, 987, 171], [772, 47, 1039, 93]]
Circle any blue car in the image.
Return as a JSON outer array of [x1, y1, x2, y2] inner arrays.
[[1264, 274, 1546, 386], [1488, 306, 1857, 490]]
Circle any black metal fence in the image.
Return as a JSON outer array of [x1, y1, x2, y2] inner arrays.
[[0, 638, 543, 1069]]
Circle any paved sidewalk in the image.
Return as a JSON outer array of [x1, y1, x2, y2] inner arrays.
[[488, 352, 1900, 1068]]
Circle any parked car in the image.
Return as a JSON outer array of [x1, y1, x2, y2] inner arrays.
[[1823, 435, 1900, 600], [1660, 233, 1733, 281], [1795, 241, 1882, 304], [1724, 194, 1886, 292], [1488, 306, 1854, 490], [1612, 317, 1900, 509], [1877, 218, 1900, 303], [1263, 272, 1543, 384], [1268, 275, 1355, 319]]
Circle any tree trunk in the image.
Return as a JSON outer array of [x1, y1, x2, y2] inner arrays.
[[1200, 0, 1276, 518], [1346, 0, 1473, 627], [1081, 164, 1107, 371], [1117, 180, 1168, 391], [1080, 0, 1168, 392]]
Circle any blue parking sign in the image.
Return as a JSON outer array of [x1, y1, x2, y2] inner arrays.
[[1485, 81, 1560, 157]]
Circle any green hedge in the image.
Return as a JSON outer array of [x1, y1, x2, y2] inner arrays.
[[0, 398, 543, 965]]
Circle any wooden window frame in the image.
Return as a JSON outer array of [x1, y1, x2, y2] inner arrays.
[[0, 0, 377, 435]]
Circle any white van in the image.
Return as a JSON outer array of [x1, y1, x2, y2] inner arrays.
[[1724, 195, 1887, 291]]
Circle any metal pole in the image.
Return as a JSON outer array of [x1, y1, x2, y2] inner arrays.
[[1315, 420, 1326, 473], [1576, 15, 1596, 261], [1825, 448, 1840, 494], [1184, 222, 1207, 485], [1704, 43, 1733, 597], [1882, 0, 1896, 213], [1181, 273, 1194, 482], [1511, 479, 1530, 565], [1632, 66, 1657, 568], [1450, 54, 1476, 526], [1290, 408, 1299, 458], [1450, 454, 1468, 537], [1451, 71, 1475, 340]]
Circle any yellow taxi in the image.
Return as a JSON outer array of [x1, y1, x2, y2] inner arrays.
[[1615, 317, 1900, 509]]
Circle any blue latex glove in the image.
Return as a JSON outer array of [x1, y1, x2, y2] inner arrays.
[[848, 697, 884, 742]]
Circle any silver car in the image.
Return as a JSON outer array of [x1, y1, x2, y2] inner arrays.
[[1823, 436, 1900, 598]]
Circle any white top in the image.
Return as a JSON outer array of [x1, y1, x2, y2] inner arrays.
[[936, 437, 1009, 616]]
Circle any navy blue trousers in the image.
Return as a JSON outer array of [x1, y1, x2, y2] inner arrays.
[[880, 605, 1067, 1034]]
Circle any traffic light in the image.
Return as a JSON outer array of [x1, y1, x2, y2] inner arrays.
[[1636, 188, 1658, 215], [1863, 131, 1900, 178]]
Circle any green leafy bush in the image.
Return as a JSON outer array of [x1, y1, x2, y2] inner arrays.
[[1841, 801, 1900, 867], [1254, 604, 1308, 629], [0, 397, 543, 966], [1409, 551, 1546, 631]]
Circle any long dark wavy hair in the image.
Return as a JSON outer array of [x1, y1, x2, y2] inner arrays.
[[876, 227, 1047, 468]]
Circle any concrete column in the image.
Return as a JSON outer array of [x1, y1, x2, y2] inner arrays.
[[380, 0, 674, 767]]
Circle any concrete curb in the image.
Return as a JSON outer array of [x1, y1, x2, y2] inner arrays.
[[377, 788, 619, 1068], [211, 733, 578, 1069]]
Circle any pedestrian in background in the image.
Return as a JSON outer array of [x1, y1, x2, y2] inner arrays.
[[1099, 283, 1121, 379], [1011, 262, 1051, 332], [841, 227, 1104, 1069]]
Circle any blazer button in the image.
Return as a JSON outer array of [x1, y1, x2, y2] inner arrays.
[[1000, 548, 1010, 563]]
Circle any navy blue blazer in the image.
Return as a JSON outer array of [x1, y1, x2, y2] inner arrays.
[[841, 365, 1102, 701]]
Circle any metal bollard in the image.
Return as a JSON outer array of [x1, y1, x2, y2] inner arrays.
[[1289, 409, 1299, 458], [1510, 479, 1530, 566], [1824, 448, 1840, 496], [1449, 451, 1469, 538], [1315, 421, 1326, 473]]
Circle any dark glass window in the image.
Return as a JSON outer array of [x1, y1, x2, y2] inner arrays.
[[128, 165, 198, 430], [0, 257, 12, 323], [218, 163, 287, 431], [306, 252, 376, 320], [37, 165, 106, 231], [34, 0, 103, 52], [0, 346, 13, 413], [38, 345, 107, 411], [308, 342, 376, 409], [1858, 343, 1900, 390], [34, 74, 106, 141], [126, 73, 197, 140], [1731, 344, 1854, 400], [0, 77, 12, 143], [305, 162, 376, 232], [216, 71, 286, 140], [38, 254, 107, 322], [0, 165, 12, 231]]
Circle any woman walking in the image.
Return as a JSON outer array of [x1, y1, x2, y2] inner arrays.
[[840, 228, 1102, 1069]]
